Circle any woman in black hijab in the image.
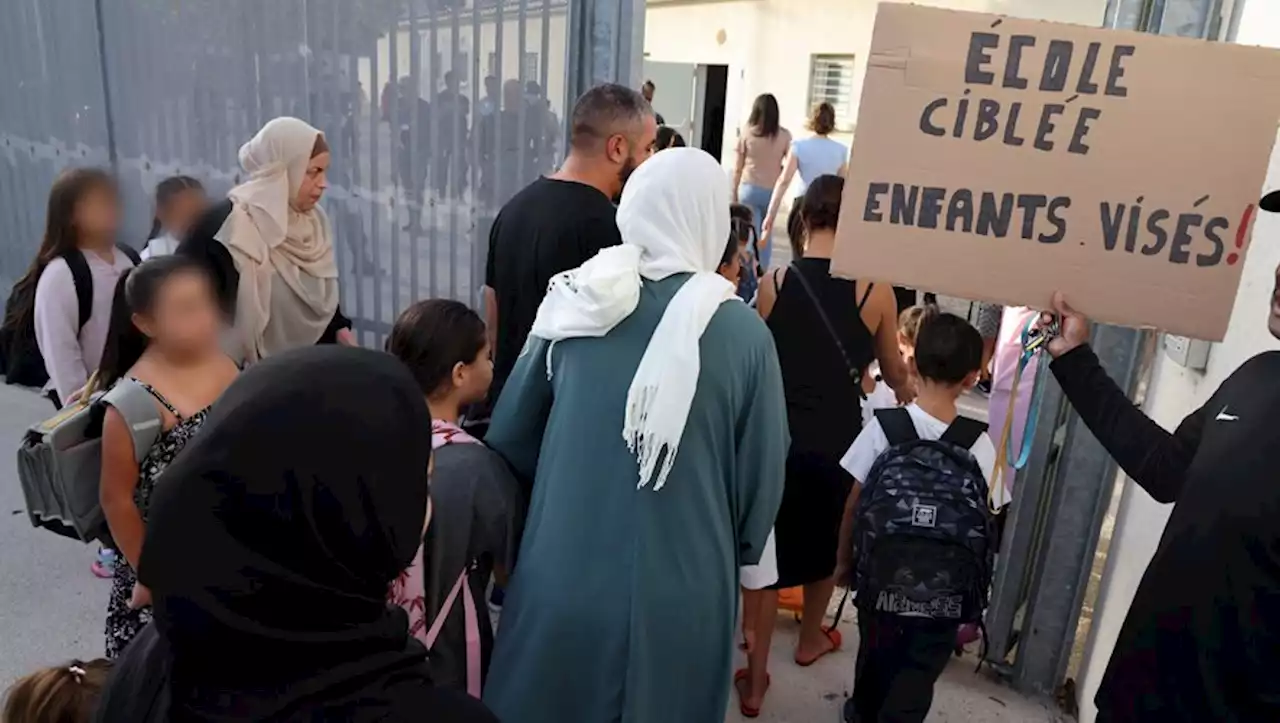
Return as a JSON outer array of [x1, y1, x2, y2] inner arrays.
[[94, 346, 497, 723]]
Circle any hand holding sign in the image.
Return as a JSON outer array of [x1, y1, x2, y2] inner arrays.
[[1041, 292, 1090, 359], [832, 5, 1280, 341]]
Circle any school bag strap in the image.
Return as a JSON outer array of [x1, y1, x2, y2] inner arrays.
[[875, 407, 919, 446], [101, 379, 165, 461], [787, 263, 865, 386], [61, 252, 94, 332], [62, 245, 141, 331], [941, 416, 988, 450], [116, 243, 142, 266], [424, 564, 483, 698]]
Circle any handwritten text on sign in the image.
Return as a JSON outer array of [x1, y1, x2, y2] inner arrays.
[[859, 31, 1247, 268], [833, 5, 1280, 339]]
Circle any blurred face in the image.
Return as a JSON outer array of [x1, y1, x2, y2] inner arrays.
[[453, 342, 494, 405], [134, 270, 223, 356], [293, 152, 330, 212], [157, 188, 208, 239], [642, 84, 655, 102], [75, 185, 120, 244]]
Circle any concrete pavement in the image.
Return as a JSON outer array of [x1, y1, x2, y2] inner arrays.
[[0, 382, 107, 686]]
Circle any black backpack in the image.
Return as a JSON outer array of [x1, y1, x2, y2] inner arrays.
[[853, 407, 995, 624], [0, 245, 141, 389]]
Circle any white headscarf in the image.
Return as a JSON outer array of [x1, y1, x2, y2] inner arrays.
[[216, 117, 339, 363], [529, 148, 736, 490]]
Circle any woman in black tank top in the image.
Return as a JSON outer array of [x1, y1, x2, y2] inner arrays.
[[734, 176, 914, 717]]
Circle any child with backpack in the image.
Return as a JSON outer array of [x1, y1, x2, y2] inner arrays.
[[0, 169, 139, 407], [140, 176, 206, 260], [97, 256, 238, 657], [729, 204, 760, 303], [836, 312, 997, 723], [386, 299, 525, 696]]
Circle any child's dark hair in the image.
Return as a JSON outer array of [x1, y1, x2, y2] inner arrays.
[[386, 299, 487, 397], [98, 256, 212, 388], [719, 232, 739, 270], [2, 658, 110, 723], [2, 168, 117, 340], [148, 175, 203, 240], [656, 126, 686, 150], [913, 312, 984, 385], [729, 203, 759, 261]]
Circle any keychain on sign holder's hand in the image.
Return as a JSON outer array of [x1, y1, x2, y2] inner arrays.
[[988, 313, 1060, 513]]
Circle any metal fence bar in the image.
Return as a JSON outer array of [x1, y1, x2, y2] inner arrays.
[[0, 0, 599, 340], [448, 2, 463, 302], [1012, 328, 1149, 696]]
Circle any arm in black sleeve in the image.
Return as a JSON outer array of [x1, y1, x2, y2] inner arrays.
[[1051, 344, 1210, 503], [177, 200, 238, 318]]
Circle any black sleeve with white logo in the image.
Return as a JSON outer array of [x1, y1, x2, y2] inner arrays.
[[1050, 345, 1211, 504]]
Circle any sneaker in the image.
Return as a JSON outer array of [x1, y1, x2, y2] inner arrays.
[[91, 548, 117, 579], [976, 378, 992, 396]]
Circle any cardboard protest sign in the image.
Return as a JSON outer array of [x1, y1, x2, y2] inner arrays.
[[832, 4, 1280, 340]]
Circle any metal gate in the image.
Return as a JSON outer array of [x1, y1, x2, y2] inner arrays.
[[1, 0, 642, 347], [980, 0, 1235, 704]]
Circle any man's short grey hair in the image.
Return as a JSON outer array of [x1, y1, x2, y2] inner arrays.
[[569, 83, 654, 152]]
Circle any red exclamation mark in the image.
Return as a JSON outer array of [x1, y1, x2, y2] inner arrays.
[[1229, 203, 1255, 266]]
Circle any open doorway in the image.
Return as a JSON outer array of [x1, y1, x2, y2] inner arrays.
[[641, 60, 730, 159], [696, 64, 728, 161]]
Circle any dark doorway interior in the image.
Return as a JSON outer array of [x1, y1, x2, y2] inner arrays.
[[699, 64, 728, 161]]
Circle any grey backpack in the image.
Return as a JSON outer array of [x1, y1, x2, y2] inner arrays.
[[17, 378, 163, 543]]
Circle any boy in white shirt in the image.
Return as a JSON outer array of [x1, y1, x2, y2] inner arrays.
[[836, 312, 996, 723]]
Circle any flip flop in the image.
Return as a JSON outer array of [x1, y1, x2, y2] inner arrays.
[[733, 668, 769, 719], [794, 627, 843, 667]]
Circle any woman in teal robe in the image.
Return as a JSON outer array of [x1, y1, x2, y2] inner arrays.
[[481, 148, 788, 723]]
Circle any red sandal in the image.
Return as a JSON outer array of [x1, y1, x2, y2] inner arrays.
[[794, 627, 843, 667], [733, 668, 770, 719]]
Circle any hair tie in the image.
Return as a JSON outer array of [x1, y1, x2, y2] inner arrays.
[[68, 665, 86, 683]]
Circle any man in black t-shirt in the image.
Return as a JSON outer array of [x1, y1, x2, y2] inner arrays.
[[481, 83, 658, 417], [1042, 190, 1280, 723]]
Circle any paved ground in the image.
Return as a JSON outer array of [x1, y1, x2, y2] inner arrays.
[[0, 383, 108, 686], [0, 381, 1057, 721], [724, 595, 1065, 723]]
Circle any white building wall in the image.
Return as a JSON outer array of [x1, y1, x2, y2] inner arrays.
[[643, 0, 1107, 165], [1073, 2, 1280, 721]]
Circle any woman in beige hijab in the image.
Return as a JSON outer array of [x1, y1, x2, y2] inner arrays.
[[179, 117, 353, 363]]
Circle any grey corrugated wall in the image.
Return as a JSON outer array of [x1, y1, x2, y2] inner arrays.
[[0, 0, 584, 346]]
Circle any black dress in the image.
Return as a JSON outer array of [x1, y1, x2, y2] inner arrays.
[[766, 257, 875, 588], [179, 200, 351, 344]]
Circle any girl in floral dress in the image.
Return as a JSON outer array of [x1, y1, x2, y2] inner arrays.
[[97, 256, 237, 657]]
